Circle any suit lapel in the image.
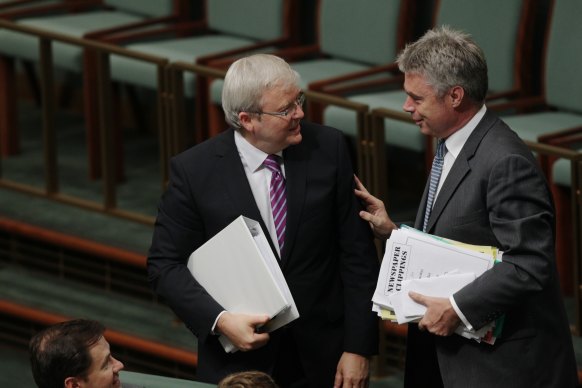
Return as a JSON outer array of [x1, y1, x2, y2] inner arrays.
[[280, 142, 308, 268], [414, 181, 430, 230], [215, 129, 280, 257], [424, 110, 497, 232]]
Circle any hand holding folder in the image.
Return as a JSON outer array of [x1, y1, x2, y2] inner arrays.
[[372, 226, 503, 344], [187, 216, 299, 352]]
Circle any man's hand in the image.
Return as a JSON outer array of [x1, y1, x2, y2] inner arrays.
[[215, 312, 270, 351], [354, 175, 397, 240], [409, 291, 461, 336], [333, 352, 370, 388]]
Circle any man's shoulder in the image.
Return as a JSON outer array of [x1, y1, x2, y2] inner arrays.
[[299, 121, 344, 145], [174, 128, 234, 163]]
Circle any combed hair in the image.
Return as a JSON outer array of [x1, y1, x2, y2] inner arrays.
[[29, 319, 105, 388], [397, 26, 488, 103], [218, 370, 279, 388], [221, 54, 301, 129]]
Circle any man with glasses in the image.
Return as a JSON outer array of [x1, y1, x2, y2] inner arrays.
[[148, 54, 379, 387]]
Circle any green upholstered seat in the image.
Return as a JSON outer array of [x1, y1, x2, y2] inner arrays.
[[503, 113, 582, 142], [210, 0, 402, 107], [322, 0, 528, 153], [499, 0, 582, 143], [325, 90, 425, 152], [0, 12, 146, 70], [0, 1, 175, 71], [108, 0, 286, 98]]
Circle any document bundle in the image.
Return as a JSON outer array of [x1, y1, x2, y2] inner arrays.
[[187, 216, 299, 352], [372, 226, 503, 344]]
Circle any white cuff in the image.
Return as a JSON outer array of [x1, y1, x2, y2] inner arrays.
[[211, 310, 227, 335], [449, 295, 473, 331]]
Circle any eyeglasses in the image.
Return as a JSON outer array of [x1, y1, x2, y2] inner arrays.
[[255, 92, 305, 118]]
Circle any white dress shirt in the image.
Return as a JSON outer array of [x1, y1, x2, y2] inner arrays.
[[437, 104, 487, 330], [234, 130, 285, 258]]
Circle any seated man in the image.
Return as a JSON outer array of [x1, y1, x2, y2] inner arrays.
[[29, 319, 126, 388]]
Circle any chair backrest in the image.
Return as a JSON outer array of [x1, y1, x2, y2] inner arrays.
[[544, 0, 582, 112], [206, 0, 286, 41], [105, 0, 177, 18], [318, 0, 412, 66], [434, 0, 533, 94]]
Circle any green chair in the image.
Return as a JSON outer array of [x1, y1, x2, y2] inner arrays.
[[483, 0, 582, 298], [204, 0, 416, 164], [497, 0, 582, 142], [93, 0, 297, 147], [0, 0, 190, 175], [321, 0, 537, 177]]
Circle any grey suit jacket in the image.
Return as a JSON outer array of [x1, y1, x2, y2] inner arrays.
[[405, 110, 577, 387]]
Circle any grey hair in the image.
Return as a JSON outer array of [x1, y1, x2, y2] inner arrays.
[[221, 54, 301, 129], [396, 26, 488, 104]]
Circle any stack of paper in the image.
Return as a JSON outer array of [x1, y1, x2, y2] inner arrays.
[[187, 216, 299, 352], [372, 226, 503, 344]]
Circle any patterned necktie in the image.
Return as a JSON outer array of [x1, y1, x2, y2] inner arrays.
[[423, 139, 447, 232], [264, 155, 287, 250]]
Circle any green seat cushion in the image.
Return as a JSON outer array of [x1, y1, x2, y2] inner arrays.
[[324, 90, 425, 152], [110, 36, 270, 96], [501, 112, 582, 142], [0, 11, 144, 70]]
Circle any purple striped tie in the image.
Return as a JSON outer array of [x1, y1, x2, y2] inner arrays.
[[264, 155, 287, 250]]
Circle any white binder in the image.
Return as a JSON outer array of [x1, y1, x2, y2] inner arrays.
[[187, 216, 299, 352]]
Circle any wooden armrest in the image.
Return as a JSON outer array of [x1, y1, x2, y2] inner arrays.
[[85, 15, 183, 40], [197, 37, 289, 66], [89, 19, 207, 43], [539, 126, 582, 146], [487, 95, 546, 113], [311, 62, 401, 93], [485, 88, 521, 102], [267, 44, 322, 62], [0, 0, 53, 9], [201, 42, 318, 69], [0, 0, 100, 20]]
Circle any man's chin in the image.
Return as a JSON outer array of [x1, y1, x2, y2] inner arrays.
[[289, 132, 302, 145], [288, 124, 302, 143]]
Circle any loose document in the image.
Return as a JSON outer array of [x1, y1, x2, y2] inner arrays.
[[187, 216, 299, 352], [373, 226, 503, 344]]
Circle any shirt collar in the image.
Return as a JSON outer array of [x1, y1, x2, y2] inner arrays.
[[234, 130, 283, 172], [444, 104, 487, 159]]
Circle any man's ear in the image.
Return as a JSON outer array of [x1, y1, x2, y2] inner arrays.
[[64, 376, 80, 388], [238, 111, 254, 133], [449, 85, 465, 108]]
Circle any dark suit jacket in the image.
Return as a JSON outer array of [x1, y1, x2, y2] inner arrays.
[[405, 110, 577, 387], [147, 122, 379, 386]]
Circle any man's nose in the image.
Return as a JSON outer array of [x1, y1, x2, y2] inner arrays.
[[112, 357, 124, 373], [402, 96, 414, 113]]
